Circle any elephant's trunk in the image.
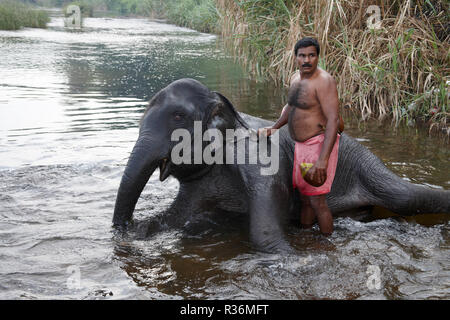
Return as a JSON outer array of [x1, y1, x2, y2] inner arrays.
[[113, 135, 165, 227]]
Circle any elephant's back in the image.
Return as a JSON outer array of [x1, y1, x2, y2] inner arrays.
[[239, 112, 273, 129]]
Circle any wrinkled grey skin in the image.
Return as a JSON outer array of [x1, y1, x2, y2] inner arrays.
[[113, 78, 449, 252]]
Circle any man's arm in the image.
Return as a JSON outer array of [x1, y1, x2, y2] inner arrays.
[[257, 104, 291, 137], [305, 76, 340, 186], [272, 104, 291, 129], [258, 71, 299, 136]]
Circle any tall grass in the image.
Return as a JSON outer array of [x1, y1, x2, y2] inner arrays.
[[0, 0, 50, 30], [216, 0, 449, 132], [164, 0, 219, 33], [91, 0, 219, 32]]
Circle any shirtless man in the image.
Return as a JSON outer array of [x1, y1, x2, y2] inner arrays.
[[258, 37, 341, 236]]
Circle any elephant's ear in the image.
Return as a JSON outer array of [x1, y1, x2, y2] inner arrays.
[[206, 91, 249, 132]]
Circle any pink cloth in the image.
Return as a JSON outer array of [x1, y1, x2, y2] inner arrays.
[[292, 134, 340, 196]]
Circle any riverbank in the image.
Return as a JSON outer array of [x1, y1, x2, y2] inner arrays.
[[215, 0, 448, 134], [7, 0, 447, 134], [40, 0, 219, 33], [0, 0, 50, 30]]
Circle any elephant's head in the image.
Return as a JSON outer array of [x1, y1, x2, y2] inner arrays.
[[113, 78, 248, 227]]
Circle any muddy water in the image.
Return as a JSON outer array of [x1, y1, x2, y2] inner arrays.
[[0, 13, 448, 300]]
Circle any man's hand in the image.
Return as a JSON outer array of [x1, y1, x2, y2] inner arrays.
[[304, 159, 328, 187], [257, 127, 277, 137]]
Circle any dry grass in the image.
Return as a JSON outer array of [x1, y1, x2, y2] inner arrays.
[[216, 0, 449, 132]]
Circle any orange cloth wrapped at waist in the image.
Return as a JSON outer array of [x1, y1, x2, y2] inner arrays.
[[292, 134, 340, 196]]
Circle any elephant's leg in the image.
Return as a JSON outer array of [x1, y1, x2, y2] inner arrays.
[[150, 191, 199, 230], [368, 180, 450, 216], [140, 176, 243, 237], [331, 134, 450, 215], [131, 188, 194, 238], [246, 181, 294, 253], [355, 150, 450, 216], [134, 212, 172, 238]]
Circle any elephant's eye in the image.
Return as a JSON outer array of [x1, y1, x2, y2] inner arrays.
[[173, 112, 184, 121]]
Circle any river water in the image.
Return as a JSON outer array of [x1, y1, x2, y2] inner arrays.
[[0, 13, 448, 300]]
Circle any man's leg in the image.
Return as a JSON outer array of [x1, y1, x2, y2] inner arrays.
[[300, 194, 315, 229], [309, 195, 333, 235]]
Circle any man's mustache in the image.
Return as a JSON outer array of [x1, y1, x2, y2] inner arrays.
[[302, 63, 312, 68]]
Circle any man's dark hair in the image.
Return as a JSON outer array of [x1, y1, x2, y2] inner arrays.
[[294, 37, 320, 56]]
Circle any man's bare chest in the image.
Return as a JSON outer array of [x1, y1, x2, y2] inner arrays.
[[287, 80, 318, 110]]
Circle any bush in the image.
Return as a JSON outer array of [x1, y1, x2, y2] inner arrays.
[[0, 0, 50, 30], [164, 0, 219, 33], [63, 1, 94, 17]]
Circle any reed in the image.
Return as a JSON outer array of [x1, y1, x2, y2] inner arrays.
[[216, 0, 449, 132], [162, 0, 219, 33], [0, 0, 50, 30]]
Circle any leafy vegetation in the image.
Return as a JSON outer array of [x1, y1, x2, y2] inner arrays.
[[63, 1, 94, 17], [164, 0, 218, 33], [98, 0, 219, 32], [0, 0, 50, 30], [36, 0, 218, 32]]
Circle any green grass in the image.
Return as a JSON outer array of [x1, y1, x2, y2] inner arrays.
[[164, 0, 218, 33], [37, 0, 219, 32], [0, 0, 50, 30], [101, 0, 219, 32]]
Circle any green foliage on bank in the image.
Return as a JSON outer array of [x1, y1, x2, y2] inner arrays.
[[36, 0, 219, 33], [0, 0, 50, 30], [63, 1, 94, 17], [98, 0, 219, 33], [111, 0, 219, 33], [102, 0, 145, 16], [163, 0, 218, 33], [38, 0, 161, 17]]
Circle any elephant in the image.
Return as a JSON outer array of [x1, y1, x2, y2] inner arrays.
[[113, 78, 450, 252]]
